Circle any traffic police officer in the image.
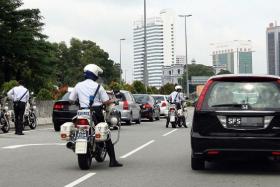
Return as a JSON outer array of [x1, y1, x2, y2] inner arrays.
[[7, 80, 29, 135], [69, 64, 123, 167], [169, 85, 185, 109]]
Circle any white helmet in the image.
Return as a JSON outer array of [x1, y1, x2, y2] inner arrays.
[[175, 85, 182, 91], [84, 64, 103, 80]]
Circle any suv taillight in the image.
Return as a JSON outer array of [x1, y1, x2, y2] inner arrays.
[[53, 103, 64, 110], [196, 80, 213, 111], [123, 100, 129, 110]]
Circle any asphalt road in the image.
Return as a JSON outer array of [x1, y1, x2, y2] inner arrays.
[[1, 108, 280, 187]]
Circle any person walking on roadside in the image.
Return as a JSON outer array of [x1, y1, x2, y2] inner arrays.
[[7, 80, 29, 135]]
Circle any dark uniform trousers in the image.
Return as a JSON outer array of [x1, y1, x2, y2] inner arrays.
[[91, 106, 118, 164], [13, 101, 26, 134]]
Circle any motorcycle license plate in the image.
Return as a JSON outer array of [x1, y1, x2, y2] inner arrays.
[[170, 116, 175, 122], [77, 109, 90, 117], [75, 139, 87, 154]]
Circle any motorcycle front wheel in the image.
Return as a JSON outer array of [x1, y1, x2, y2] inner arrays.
[[29, 112, 37, 129], [78, 153, 92, 170], [95, 142, 107, 162]]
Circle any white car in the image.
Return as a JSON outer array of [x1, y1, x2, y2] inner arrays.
[[151, 94, 169, 117]]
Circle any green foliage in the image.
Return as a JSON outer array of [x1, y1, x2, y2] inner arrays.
[[1, 80, 18, 94], [36, 88, 53, 100], [159, 83, 175, 95], [181, 64, 215, 92], [147, 86, 159, 94], [0, 1, 120, 94], [52, 38, 120, 87], [217, 69, 232, 75], [109, 81, 122, 91], [122, 83, 135, 93], [132, 81, 146, 94]]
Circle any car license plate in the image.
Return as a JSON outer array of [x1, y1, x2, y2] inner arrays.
[[77, 109, 90, 117], [227, 117, 241, 126], [170, 116, 175, 122], [227, 117, 264, 128], [75, 139, 87, 154]]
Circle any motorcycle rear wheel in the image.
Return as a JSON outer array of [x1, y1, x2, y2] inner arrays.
[[78, 153, 92, 170], [171, 122, 176, 128]]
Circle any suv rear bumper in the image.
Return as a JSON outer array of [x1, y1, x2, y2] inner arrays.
[[191, 132, 280, 159]]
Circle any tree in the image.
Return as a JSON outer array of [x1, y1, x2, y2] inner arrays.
[[181, 64, 215, 92], [122, 83, 135, 93], [147, 86, 159, 94], [0, 0, 54, 92], [52, 38, 121, 87], [132, 81, 146, 94], [159, 83, 175, 95], [217, 69, 232, 75]]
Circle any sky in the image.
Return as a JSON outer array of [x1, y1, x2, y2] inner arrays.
[[22, 0, 280, 83]]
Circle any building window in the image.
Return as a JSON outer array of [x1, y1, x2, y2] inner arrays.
[[169, 71, 171, 75], [178, 69, 180, 74]]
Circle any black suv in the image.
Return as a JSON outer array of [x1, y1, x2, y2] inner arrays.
[[191, 75, 280, 170]]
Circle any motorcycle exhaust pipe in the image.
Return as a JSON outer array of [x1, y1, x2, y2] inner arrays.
[[66, 141, 75, 150]]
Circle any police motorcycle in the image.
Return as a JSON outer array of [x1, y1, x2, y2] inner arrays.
[[22, 92, 37, 130], [0, 96, 11, 133], [60, 101, 121, 170], [166, 102, 187, 128]]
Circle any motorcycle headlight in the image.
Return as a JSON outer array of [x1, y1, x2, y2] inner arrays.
[[4, 106, 8, 111], [32, 106, 37, 110], [110, 116, 119, 126]]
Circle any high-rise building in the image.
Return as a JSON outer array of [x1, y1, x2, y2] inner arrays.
[[176, 55, 186, 64], [267, 23, 280, 76], [133, 9, 175, 88], [211, 40, 253, 74]]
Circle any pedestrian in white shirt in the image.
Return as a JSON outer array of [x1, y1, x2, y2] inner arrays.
[[7, 80, 29, 135]]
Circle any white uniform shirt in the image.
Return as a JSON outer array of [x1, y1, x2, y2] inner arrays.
[[169, 91, 185, 103], [7, 85, 29, 103], [69, 79, 109, 108]]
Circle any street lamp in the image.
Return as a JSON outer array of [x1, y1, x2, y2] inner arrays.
[[119, 38, 126, 83], [143, 0, 148, 87], [178, 14, 192, 97]]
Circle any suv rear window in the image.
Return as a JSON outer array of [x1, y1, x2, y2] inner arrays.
[[204, 81, 280, 110]]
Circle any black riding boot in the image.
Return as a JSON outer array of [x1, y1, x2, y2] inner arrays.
[[106, 139, 123, 167], [166, 117, 169, 128]]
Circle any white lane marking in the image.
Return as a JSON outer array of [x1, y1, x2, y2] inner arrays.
[[2, 143, 65, 149], [162, 129, 178, 137], [120, 140, 155, 159], [64, 173, 96, 187]]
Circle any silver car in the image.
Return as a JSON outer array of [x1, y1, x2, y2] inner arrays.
[[151, 94, 169, 117], [114, 90, 141, 125]]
